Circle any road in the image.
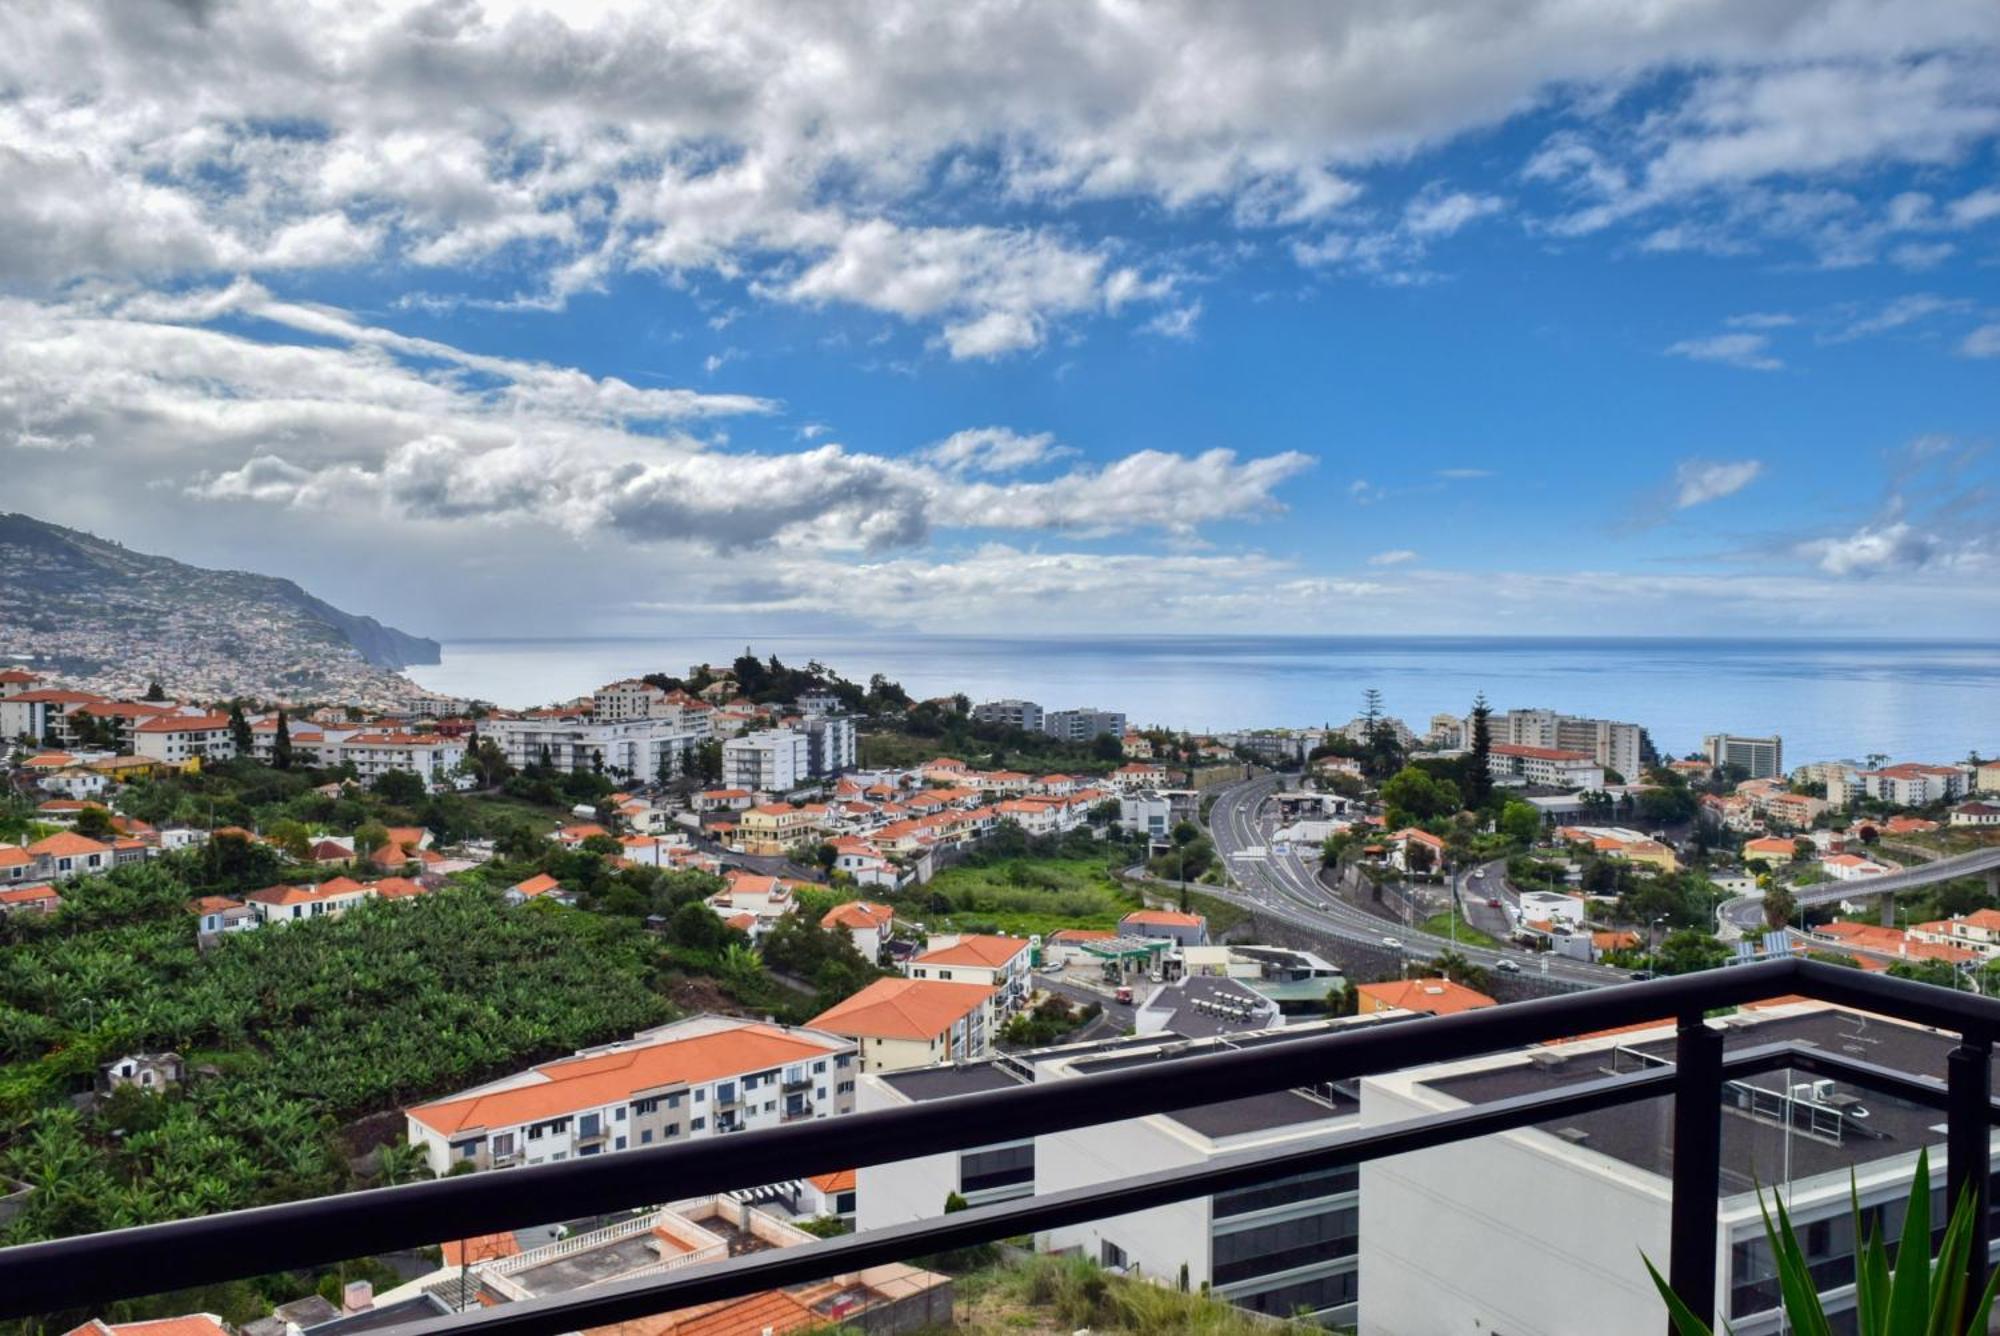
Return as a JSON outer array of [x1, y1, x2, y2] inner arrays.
[[1203, 773, 1623, 989], [1719, 842, 2000, 934]]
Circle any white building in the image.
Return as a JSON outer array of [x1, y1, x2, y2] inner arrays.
[[970, 699, 1044, 732], [1860, 762, 1972, 807], [131, 712, 237, 764], [1045, 708, 1127, 742], [807, 977, 996, 1073], [804, 715, 856, 776], [403, 1016, 857, 1176], [1705, 733, 1784, 780], [857, 1021, 1382, 1326], [723, 728, 811, 792], [904, 934, 1033, 1015], [1486, 742, 1605, 791], [1359, 1005, 2000, 1336], [1482, 709, 1644, 781], [482, 714, 704, 782], [332, 731, 468, 783]]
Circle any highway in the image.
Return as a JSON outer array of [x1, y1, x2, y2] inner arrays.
[[1202, 773, 1623, 989], [1719, 842, 2000, 934]]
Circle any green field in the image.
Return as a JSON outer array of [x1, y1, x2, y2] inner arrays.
[[919, 856, 1142, 936], [1420, 910, 1502, 948]]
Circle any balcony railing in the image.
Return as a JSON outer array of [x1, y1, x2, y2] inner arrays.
[[1, 959, 1995, 1336]]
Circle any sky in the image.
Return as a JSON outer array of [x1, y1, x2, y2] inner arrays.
[[3, 1, 1999, 640]]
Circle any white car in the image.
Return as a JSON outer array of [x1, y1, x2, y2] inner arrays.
[[1382, 936, 1403, 949], [1495, 958, 1521, 973]]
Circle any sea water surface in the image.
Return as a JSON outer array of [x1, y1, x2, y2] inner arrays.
[[407, 636, 2000, 765]]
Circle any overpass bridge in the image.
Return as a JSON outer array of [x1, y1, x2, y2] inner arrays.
[[1721, 842, 2000, 934]]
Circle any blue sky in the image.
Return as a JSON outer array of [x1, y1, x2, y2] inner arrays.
[[2, 2, 1997, 637]]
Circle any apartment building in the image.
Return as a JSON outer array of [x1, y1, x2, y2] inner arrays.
[[1860, 762, 1972, 807], [970, 698, 1044, 732], [1705, 732, 1784, 780], [857, 1021, 1389, 1327], [482, 714, 703, 781], [723, 728, 811, 792], [807, 977, 996, 1073], [0, 688, 105, 745], [1482, 709, 1644, 780], [132, 713, 237, 764], [332, 732, 467, 783], [1044, 707, 1127, 742], [1485, 742, 1606, 791], [1359, 1005, 2000, 1335], [802, 715, 856, 776], [403, 1016, 858, 1176], [734, 802, 823, 856], [905, 934, 1032, 1014]]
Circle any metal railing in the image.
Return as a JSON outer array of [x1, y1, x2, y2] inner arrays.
[[1, 958, 1995, 1336]]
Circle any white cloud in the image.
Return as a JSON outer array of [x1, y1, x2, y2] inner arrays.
[[1673, 459, 1764, 509], [1367, 549, 1418, 566], [1402, 189, 1504, 238], [1725, 312, 1796, 329], [1827, 293, 1973, 342], [923, 427, 1066, 475], [1959, 323, 2000, 357], [1665, 332, 1783, 371], [1797, 521, 1941, 575], [1141, 302, 1203, 340]]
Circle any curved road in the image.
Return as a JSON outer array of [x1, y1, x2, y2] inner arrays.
[[1720, 843, 2000, 934], [1204, 774, 1622, 989]]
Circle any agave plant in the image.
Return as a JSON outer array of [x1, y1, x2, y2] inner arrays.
[[1646, 1148, 2000, 1335]]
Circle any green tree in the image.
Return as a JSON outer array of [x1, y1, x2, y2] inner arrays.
[[1655, 929, 1730, 975], [142, 681, 167, 702], [372, 769, 427, 806], [1465, 693, 1494, 809], [272, 711, 293, 770], [1498, 800, 1541, 846], [226, 701, 253, 755], [72, 806, 114, 840], [1380, 766, 1460, 826], [1762, 883, 1799, 930]]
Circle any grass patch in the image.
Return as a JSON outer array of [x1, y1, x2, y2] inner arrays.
[[1420, 910, 1502, 948], [957, 1252, 1324, 1334], [462, 792, 570, 833], [920, 857, 1142, 937]]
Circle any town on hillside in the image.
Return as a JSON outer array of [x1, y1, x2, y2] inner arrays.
[[4, 657, 1999, 1333]]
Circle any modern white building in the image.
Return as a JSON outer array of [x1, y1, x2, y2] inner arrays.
[[970, 699, 1044, 733], [403, 1016, 857, 1176], [482, 714, 703, 781], [803, 715, 856, 776], [723, 728, 811, 792], [1860, 763, 1972, 807], [1705, 733, 1784, 780], [1359, 1004, 1999, 1336], [904, 934, 1033, 1015], [807, 977, 996, 1073], [331, 731, 468, 783], [1480, 709, 1644, 782], [1044, 707, 1127, 743], [856, 1021, 1390, 1326], [1485, 742, 1606, 791]]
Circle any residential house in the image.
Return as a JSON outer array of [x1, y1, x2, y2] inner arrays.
[[132, 713, 237, 765], [1822, 853, 1891, 881], [1908, 910, 2000, 960], [735, 803, 822, 856], [808, 978, 996, 1073], [1554, 825, 1679, 872], [820, 900, 896, 960], [0, 884, 61, 915], [1743, 836, 1799, 865], [1383, 827, 1448, 874], [1354, 977, 1496, 1017], [1950, 801, 2000, 828], [189, 894, 258, 934], [905, 934, 1032, 1015], [243, 878, 376, 923], [99, 1051, 185, 1094], [505, 874, 572, 906]]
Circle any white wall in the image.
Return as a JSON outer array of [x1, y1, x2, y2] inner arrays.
[[1359, 1063, 1676, 1336], [1036, 1113, 1213, 1287]]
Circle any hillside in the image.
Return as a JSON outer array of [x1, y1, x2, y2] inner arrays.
[[0, 513, 439, 703]]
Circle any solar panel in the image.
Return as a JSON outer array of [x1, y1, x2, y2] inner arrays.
[[1762, 930, 1790, 959]]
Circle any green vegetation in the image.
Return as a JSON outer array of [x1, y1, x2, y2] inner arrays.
[[1420, 910, 1502, 948], [955, 1252, 1325, 1333], [913, 853, 1141, 937], [1000, 995, 1100, 1048], [0, 866, 669, 1246]]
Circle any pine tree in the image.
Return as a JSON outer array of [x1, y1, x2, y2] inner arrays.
[[142, 681, 166, 702], [227, 700, 253, 754], [1465, 693, 1493, 809], [272, 710, 293, 770]]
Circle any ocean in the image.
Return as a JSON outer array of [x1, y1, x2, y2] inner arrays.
[[404, 635, 2000, 766]]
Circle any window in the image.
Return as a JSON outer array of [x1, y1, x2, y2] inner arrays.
[[695, 1088, 706, 1103], [614, 1136, 626, 1150], [1212, 1206, 1358, 1285], [960, 1143, 1034, 1195], [813, 1060, 827, 1073], [1213, 1164, 1357, 1219], [491, 1133, 515, 1156], [837, 1080, 854, 1094], [691, 1117, 706, 1131], [640, 1129, 653, 1145], [614, 1106, 626, 1121], [1232, 1268, 1357, 1318], [578, 1113, 601, 1138], [1100, 1240, 1127, 1270]]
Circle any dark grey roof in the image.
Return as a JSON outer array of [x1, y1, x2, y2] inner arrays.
[[302, 1295, 452, 1336], [1423, 1009, 1973, 1194], [880, 1063, 1026, 1101], [1137, 975, 1280, 1041], [1070, 1026, 1365, 1140]]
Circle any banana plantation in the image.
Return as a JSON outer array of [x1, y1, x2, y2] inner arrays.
[[0, 862, 669, 1244]]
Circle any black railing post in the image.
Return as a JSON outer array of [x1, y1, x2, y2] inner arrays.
[[1668, 1012, 1724, 1332], [1947, 1033, 1991, 1326]]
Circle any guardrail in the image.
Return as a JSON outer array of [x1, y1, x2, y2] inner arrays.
[[0, 959, 1994, 1336]]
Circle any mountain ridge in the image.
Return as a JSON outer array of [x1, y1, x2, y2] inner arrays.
[[0, 513, 440, 702]]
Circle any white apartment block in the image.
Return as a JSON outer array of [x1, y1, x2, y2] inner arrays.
[[132, 713, 237, 764], [1485, 743, 1605, 790], [332, 731, 467, 782], [1359, 1006, 2000, 1336], [1482, 709, 1643, 780], [904, 934, 1033, 1015], [1705, 732, 1784, 780], [482, 715, 703, 781], [1044, 707, 1127, 742], [404, 1016, 858, 1176], [857, 1022, 1374, 1327], [724, 728, 811, 792], [1860, 762, 1972, 807], [804, 715, 856, 776], [970, 699, 1044, 732]]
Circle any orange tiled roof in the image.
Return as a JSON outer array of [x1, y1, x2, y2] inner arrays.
[[1355, 977, 1496, 1016], [1122, 909, 1205, 928], [822, 901, 895, 931], [25, 831, 111, 858], [913, 933, 1028, 967], [808, 977, 994, 1041], [409, 1024, 845, 1134]]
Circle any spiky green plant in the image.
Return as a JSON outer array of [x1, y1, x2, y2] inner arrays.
[[1645, 1149, 2000, 1335]]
